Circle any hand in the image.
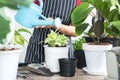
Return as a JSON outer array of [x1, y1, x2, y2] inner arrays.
[[35, 18, 54, 29], [35, 25, 53, 29]]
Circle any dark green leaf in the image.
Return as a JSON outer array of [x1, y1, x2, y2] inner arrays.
[[94, 20, 104, 37], [71, 2, 93, 27], [118, 0, 120, 4], [75, 23, 89, 35]]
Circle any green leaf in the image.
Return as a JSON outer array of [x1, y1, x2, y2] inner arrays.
[[14, 30, 27, 46], [94, 20, 104, 37], [17, 28, 32, 35], [0, 15, 10, 44], [71, 2, 93, 27], [111, 21, 120, 31], [75, 23, 89, 35], [0, 0, 34, 9], [15, 0, 35, 7], [118, 0, 120, 4], [73, 38, 86, 50], [45, 30, 69, 47], [104, 22, 113, 37], [107, 9, 119, 22], [110, 0, 117, 6]]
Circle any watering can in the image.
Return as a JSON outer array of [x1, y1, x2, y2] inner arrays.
[[15, 0, 61, 28]]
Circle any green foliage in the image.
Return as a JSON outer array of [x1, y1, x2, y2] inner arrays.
[[0, 0, 34, 9], [45, 30, 69, 47], [0, 0, 34, 45], [0, 15, 10, 44], [73, 38, 86, 50], [71, 0, 120, 44], [14, 28, 32, 46]]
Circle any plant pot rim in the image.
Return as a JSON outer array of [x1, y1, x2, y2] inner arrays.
[[83, 43, 112, 47], [0, 48, 23, 53], [44, 45, 69, 48], [83, 43, 113, 51], [59, 58, 77, 63]]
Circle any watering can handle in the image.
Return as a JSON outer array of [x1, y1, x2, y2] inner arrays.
[[39, 0, 43, 11]]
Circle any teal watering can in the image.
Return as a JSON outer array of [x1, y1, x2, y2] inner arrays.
[[15, 0, 61, 28]]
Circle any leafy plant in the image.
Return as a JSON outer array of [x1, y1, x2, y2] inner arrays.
[[0, 0, 34, 46], [73, 38, 86, 50], [45, 30, 69, 47], [14, 28, 32, 46], [71, 0, 120, 45]]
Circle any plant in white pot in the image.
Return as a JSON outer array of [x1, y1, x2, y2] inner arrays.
[[44, 30, 69, 73], [0, 0, 33, 80], [70, 0, 120, 75]]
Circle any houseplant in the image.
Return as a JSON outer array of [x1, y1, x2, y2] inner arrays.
[[0, 0, 34, 80], [44, 30, 69, 73], [73, 38, 86, 69], [71, 0, 120, 75], [71, 0, 120, 45]]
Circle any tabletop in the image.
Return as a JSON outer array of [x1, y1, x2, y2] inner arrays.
[[17, 67, 105, 80]]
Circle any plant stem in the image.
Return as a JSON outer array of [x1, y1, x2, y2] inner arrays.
[[97, 37, 100, 44]]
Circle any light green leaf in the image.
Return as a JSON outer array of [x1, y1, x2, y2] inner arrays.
[[111, 21, 120, 31]]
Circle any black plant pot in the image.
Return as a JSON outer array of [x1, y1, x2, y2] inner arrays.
[[74, 50, 86, 69], [59, 58, 77, 77]]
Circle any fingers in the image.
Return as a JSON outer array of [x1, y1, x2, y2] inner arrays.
[[35, 26, 44, 28], [48, 18, 53, 20], [35, 25, 53, 29], [35, 17, 53, 29]]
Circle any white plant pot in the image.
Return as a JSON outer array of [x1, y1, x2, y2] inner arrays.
[[0, 49, 22, 80], [83, 43, 112, 75], [105, 47, 119, 80], [44, 45, 69, 73]]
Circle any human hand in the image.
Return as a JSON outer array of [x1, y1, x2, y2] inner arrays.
[[35, 18, 54, 29]]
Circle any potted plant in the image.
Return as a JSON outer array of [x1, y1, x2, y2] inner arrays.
[[71, 0, 120, 75], [0, 0, 33, 80], [73, 38, 86, 69], [44, 30, 69, 73]]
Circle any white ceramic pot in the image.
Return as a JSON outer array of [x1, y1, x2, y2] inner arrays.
[[44, 45, 69, 73], [0, 49, 22, 80], [105, 47, 120, 80], [82, 43, 112, 75]]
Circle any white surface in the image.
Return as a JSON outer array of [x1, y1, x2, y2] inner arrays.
[[0, 49, 22, 80], [83, 67, 106, 75]]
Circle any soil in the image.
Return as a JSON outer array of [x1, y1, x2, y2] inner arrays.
[[88, 42, 110, 45], [0, 47, 19, 51]]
